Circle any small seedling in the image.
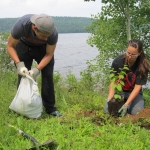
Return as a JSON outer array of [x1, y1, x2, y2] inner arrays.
[[109, 65, 129, 100]]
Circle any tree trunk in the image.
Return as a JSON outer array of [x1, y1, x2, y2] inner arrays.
[[126, 1, 131, 41]]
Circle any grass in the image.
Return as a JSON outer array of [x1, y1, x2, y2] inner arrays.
[[0, 71, 150, 150]]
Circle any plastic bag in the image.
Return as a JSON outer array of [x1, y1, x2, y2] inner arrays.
[[9, 74, 43, 118]]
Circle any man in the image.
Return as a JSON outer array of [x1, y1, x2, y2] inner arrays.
[[7, 13, 62, 117]]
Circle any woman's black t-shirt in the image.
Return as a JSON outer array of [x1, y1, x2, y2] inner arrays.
[[111, 54, 147, 92]]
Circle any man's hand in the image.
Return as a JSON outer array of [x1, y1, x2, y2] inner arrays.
[[118, 104, 128, 117], [16, 62, 29, 76], [29, 68, 40, 80]]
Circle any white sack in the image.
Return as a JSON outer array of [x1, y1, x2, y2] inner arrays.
[[9, 74, 43, 118]]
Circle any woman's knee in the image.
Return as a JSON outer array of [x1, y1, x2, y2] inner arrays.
[[129, 107, 143, 115], [128, 100, 144, 115]]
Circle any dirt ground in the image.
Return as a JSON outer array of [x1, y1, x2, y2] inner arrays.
[[123, 107, 150, 122], [76, 107, 150, 130]]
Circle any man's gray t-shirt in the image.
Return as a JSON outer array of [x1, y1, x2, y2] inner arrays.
[[11, 14, 58, 46]]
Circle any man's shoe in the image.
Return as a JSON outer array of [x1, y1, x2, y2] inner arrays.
[[51, 111, 62, 117]]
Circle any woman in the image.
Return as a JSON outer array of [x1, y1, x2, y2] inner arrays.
[[104, 39, 150, 116]]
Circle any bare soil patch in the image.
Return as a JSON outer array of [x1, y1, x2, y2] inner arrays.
[[76, 107, 150, 130]]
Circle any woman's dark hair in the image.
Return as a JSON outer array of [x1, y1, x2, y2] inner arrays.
[[126, 39, 150, 78], [128, 39, 143, 53]]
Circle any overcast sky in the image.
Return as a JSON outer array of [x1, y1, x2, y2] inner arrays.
[[0, 0, 103, 18]]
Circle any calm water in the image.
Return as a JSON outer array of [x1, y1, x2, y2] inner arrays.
[[54, 33, 99, 78]]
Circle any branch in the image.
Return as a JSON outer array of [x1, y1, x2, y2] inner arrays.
[[117, 1, 127, 19]]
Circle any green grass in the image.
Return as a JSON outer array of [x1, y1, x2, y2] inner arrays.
[[0, 71, 150, 150]]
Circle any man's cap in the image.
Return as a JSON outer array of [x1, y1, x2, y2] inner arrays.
[[30, 14, 54, 34]]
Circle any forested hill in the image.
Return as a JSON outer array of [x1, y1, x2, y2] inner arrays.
[[0, 17, 92, 34]]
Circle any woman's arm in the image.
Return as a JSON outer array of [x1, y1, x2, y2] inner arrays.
[[107, 82, 115, 100], [125, 84, 142, 105]]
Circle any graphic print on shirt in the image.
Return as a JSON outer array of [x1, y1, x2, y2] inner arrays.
[[122, 72, 136, 91]]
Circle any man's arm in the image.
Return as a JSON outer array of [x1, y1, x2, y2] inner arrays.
[[36, 44, 56, 70], [7, 34, 29, 76], [7, 34, 20, 63]]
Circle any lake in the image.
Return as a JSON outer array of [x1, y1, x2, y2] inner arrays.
[[54, 33, 99, 78]]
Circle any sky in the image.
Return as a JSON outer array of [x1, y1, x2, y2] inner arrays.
[[0, 0, 103, 18]]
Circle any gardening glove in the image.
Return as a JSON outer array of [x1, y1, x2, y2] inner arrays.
[[16, 62, 29, 76], [106, 99, 110, 109], [29, 68, 40, 80], [118, 104, 128, 117]]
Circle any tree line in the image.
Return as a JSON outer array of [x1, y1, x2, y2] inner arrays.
[[0, 17, 92, 34]]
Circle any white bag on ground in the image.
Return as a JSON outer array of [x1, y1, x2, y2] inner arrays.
[[9, 74, 43, 118]]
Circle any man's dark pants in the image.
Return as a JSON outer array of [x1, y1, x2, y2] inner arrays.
[[15, 40, 57, 113]]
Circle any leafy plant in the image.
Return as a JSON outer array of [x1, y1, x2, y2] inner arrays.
[[109, 65, 129, 99]]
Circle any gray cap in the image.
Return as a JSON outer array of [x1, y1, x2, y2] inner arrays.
[[30, 14, 54, 34]]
